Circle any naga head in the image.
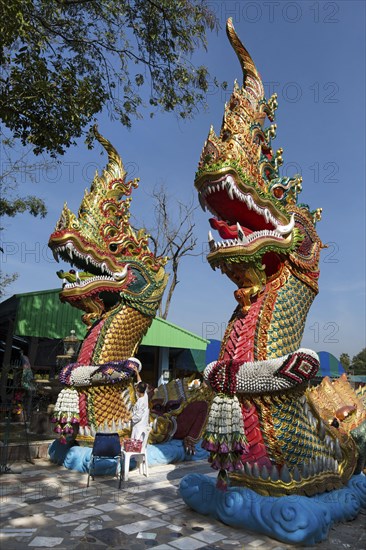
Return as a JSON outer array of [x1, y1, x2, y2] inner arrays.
[[48, 127, 168, 325], [196, 19, 324, 310]]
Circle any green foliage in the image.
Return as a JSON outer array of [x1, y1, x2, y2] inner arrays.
[[0, 0, 218, 156], [339, 350, 366, 375], [0, 196, 47, 218], [339, 352, 351, 372], [0, 272, 19, 300], [352, 348, 366, 375]]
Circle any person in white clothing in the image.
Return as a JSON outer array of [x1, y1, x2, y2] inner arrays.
[[128, 358, 149, 441], [131, 381, 149, 440]]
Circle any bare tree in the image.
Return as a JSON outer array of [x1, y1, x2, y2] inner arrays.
[[146, 184, 199, 319]]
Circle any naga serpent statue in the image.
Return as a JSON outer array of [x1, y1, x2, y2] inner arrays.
[[48, 128, 210, 449], [180, 19, 366, 545]]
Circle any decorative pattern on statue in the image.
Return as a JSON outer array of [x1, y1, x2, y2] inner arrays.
[[48, 128, 169, 442], [180, 17, 366, 546], [149, 376, 213, 451]]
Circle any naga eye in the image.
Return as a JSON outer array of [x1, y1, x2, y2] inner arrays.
[[69, 269, 76, 274], [273, 187, 284, 199], [109, 243, 118, 252]]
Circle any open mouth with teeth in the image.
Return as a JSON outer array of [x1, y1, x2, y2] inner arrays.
[[197, 172, 300, 283], [49, 234, 132, 309]]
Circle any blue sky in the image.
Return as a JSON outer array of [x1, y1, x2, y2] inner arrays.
[[1, 1, 365, 360]]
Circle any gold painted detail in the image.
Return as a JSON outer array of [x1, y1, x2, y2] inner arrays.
[[270, 394, 332, 464], [229, 470, 343, 497], [76, 381, 133, 443], [266, 274, 315, 358], [92, 383, 132, 427], [195, 19, 364, 496], [51, 128, 167, 276], [49, 129, 170, 442], [150, 416, 176, 444], [250, 395, 284, 465], [226, 18, 264, 104], [233, 265, 266, 313], [307, 374, 366, 432], [336, 429, 358, 483], [255, 266, 291, 361], [96, 304, 152, 364], [149, 377, 213, 444], [207, 232, 296, 268], [230, 387, 358, 496]]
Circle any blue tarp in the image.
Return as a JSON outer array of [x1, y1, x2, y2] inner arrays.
[[205, 339, 221, 364], [317, 351, 346, 378]]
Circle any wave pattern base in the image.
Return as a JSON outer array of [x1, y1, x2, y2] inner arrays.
[[179, 473, 366, 545]]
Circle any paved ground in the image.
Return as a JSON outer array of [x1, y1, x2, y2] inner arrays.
[[0, 458, 365, 549]]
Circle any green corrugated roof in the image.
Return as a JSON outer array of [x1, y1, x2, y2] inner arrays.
[[141, 317, 207, 349], [14, 289, 86, 340], [10, 289, 207, 350]]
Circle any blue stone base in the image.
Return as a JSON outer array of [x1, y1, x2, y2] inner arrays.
[[179, 473, 366, 546], [48, 438, 208, 474]]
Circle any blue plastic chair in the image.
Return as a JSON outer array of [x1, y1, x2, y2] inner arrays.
[[86, 432, 122, 488]]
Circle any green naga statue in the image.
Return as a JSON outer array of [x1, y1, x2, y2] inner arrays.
[[48, 127, 169, 441], [180, 19, 366, 546]]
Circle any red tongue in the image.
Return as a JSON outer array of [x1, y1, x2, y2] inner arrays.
[[209, 218, 251, 239]]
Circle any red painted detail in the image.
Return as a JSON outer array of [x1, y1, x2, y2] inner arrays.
[[209, 218, 253, 238], [77, 319, 106, 364], [273, 187, 284, 199], [78, 393, 88, 427], [221, 297, 264, 362], [307, 270, 320, 280], [241, 401, 272, 468], [206, 190, 274, 231]]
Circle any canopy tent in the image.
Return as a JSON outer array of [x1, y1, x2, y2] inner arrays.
[[317, 351, 346, 379]]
